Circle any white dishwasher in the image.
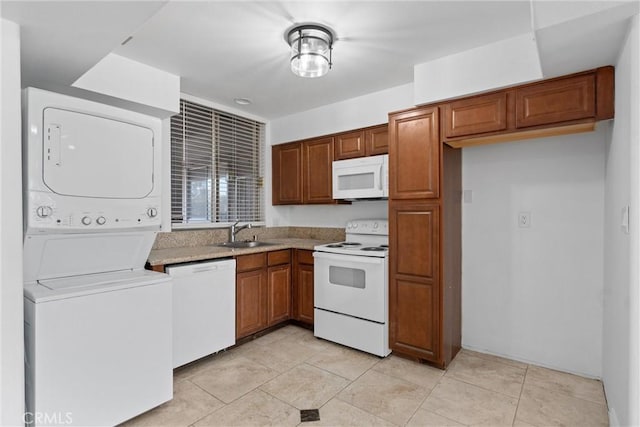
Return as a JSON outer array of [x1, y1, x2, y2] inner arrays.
[[167, 258, 236, 368]]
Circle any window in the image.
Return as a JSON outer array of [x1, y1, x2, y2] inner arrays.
[[171, 99, 264, 225]]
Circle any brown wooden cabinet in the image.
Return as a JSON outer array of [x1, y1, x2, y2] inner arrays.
[[236, 250, 292, 339], [303, 137, 334, 204], [293, 249, 314, 325], [272, 142, 303, 205], [334, 125, 388, 160], [388, 105, 461, 369], [515, 73, 595, 128], [389, 106, 440, 200], [442, 67, 614, 147], [272, 137, 335, 205], [267, 250, 291, 326], [335, 130, 365, 160], [365, 125, 389, 156], [389, 202, 440, 360], [236, 265, 268, 339], [442, 92, 508, 138]]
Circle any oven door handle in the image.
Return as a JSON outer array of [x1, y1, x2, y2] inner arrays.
[[313, 251, 385, 264]]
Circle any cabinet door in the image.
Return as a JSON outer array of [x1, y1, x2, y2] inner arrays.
[[335, 130, 365, 160], [272, 142, 302, 205], [389, 107, 440, 200], [515, 74, 595, 128], [268, 264, 291, 326], [442, 92, 507, 138], [296, 263, 314, 325], [365, 125, 389, 156], [236, 269, 267, 339], [389, 202, 440, 361], [303, 137, 334, 204]]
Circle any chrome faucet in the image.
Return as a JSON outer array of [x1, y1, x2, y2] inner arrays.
[[229, 221, 252, 242]]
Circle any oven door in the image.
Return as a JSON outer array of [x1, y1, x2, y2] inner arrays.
[[313, 251, 387, 323]]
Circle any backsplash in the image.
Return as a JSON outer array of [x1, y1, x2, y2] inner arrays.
[[152, 226, 345, 249]]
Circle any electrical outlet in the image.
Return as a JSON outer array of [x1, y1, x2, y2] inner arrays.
[[518, 212, 531, 228]]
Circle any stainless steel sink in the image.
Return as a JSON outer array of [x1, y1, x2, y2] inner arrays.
[[214, 241, 275, 249]]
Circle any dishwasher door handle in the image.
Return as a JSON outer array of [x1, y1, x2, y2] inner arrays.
[[191, 266, 218, 274]]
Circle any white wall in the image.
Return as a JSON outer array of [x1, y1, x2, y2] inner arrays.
[[0, 18, 25, 426], [462, 128, 606, 377], [414, 33, 542, 105], [73, 53, 180, 115], [602, 14, 639, 427], [267, 83, 414, 227]]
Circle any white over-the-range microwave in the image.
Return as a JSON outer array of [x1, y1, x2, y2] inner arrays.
[[332, 154, 388, 200]]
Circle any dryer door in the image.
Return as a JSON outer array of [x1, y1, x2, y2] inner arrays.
[[42, 107, 154, 199]]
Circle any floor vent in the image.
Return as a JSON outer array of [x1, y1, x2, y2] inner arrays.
[[300, 409, 320, 422]]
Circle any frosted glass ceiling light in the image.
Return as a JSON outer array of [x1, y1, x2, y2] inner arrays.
[[287, 24, 333, 78]]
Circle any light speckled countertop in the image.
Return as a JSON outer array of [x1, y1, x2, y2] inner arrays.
[[147, 238, 334, 266]]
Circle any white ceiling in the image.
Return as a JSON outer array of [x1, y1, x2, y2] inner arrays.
[[2, 1, 637, 120]]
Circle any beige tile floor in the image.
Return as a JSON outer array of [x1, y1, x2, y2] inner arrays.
[[123, 325, 608, 427]]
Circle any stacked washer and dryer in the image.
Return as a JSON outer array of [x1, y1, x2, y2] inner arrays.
[[22, 88, 172, 426]]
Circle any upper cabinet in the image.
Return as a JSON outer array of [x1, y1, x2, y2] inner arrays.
[[272, 136, 335, 205], [334, 124, 389, 160], [442, 66, 614, 147], [334, 130, 365, 160], [442, 92, 508, 139], [272, 142, 303, 205], [365, 125, 389, 156], [303, 137, 334, 204], [515, 73, 595, 128], [389, 107, 440, 200]]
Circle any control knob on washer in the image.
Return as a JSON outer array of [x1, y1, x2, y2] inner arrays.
[[36, 206, 53, 218], [147, 207, 158, 218], [96, 216, 106, 225], [81, 216, 92, 226]]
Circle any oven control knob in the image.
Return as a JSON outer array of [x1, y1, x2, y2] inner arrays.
[[81, 216, 92, 226], [353, 223, 358, 229], [147, 207, 158, 218], [373, 222, 378, 229], [96, 216, 106, 225], [36, 206, 53, 218]]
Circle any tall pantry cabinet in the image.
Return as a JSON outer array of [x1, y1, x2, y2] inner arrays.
[[388, 106, 461, 369]]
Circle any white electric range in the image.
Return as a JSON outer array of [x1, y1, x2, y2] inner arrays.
[[313, 219, 391, 357]]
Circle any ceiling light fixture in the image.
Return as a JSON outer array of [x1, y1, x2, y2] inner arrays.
[[234, 98, 252, 105], [286, 24, 334, 78]]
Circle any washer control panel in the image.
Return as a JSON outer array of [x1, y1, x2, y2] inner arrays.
[[27, 192, 162, 233]]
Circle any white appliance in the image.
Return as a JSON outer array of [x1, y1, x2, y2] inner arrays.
[[22, 88, 172, 427], [332, 154, 388, 200], [314, 219, 391, 357], [167, 259, 236, 368]]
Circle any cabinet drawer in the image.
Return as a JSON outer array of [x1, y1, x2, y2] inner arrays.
[[443, 92, 507, 138], [297, 250, 314, 265], [516, 74, 595, 128], [268, 249, 291, 266], [236, 253, 267, 272]]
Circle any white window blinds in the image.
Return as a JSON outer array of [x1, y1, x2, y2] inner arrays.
[[171, 99, 264, 225]]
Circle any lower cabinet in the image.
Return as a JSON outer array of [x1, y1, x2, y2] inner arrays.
[[235, 249, 315, 339], [267, 264, 291, 326], [236, 250, 292, 339], [236, 267, 268, 339], [293, 250, 314, 325]]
